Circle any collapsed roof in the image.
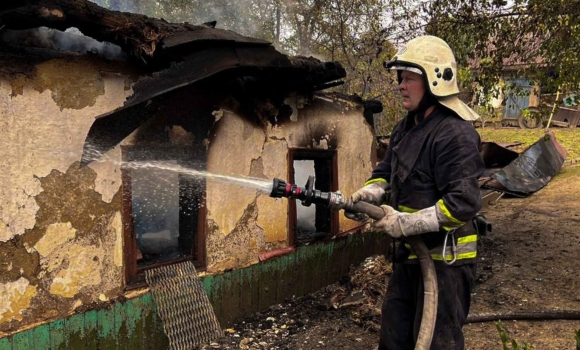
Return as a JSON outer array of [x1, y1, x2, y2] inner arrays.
[[0, 0, 347, 165]]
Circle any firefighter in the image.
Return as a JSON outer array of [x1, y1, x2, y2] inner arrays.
[[347, 35, 485, 350]]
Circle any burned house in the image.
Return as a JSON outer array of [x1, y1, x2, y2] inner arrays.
[[0, 1, 389, 347]]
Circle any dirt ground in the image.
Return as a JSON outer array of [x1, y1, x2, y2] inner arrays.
[[202, 164, 580, 350]]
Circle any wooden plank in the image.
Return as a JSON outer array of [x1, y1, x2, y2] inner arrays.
[[292, 247, 305, 298], [352, 233, 365, 267], [50, 319, 67, 350], [209, 274, 225, 322], [141, 294, 156, 350], [84, 310, 98, 350], [249, 265, 261, 314], [321, 242, 333, 288], [114, 301, 128, 350], [327, 240, 344, 283], [97, 307, 116, 350], [282, 251, 298, 301], [66, 313, 85, 350], [126, 297, 144, 350], [218, 271, 236, 326], [340, 235, 353, 278], [239, 267, 253, 316], [264, 260, 277, 309], [202, 275, 213, 299], [276, 255, 291, 303], [308, 244, 323, 293], [551, 120, 570, 128], [257, 262, 273, 312], [151, 303, 169, 350], [0, 335, 11, 350], [266, 259, 278, 309], [30, 324, 50, 350], [226, 269, 242, 325], [12, 331, 29, 349]]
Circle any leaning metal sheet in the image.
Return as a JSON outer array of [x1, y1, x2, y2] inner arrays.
[[145, 261, 223, 349], [491, 132, 567, 196]]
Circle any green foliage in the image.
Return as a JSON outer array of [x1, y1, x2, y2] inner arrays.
[[425, 0, 580, 101], [575, 329, 580, 350], [88, 0, 580, 137], [495, 321, 533, 350]]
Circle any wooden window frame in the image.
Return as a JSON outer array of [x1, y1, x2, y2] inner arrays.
[[287, 149, 339, 246], [121, 145, 206, 289]]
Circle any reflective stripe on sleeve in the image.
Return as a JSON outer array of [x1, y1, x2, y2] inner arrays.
[[364, 178, 388, 186], [437, 199, 464, 226], [398, 205, 417, 213]]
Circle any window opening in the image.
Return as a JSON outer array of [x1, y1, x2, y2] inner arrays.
[[122, 146, 206, 287], [289, 149, 337, 245]]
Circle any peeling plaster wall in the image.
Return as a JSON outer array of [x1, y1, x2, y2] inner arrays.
[[0, 52, 376, 330], [205, 97, 374, 273], [283, 97, 376, 233], [0, 56, 132, 333], [205, 111, 271, 272]]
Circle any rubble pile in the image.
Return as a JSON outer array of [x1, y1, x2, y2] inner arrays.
[[335, 255, 392, 332], [199, 255, 392, 349]]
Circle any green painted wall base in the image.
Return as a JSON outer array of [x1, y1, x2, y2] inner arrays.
[[0, 294, 169, 350], [204, 231, 389, 325], [1, 231, 388, 349]]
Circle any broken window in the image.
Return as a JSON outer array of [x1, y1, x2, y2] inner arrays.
[[122, 146, 206, 287], [288, 149, 338, 245]]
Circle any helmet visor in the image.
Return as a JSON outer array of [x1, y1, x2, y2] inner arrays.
[[387, 64, 423, 76]]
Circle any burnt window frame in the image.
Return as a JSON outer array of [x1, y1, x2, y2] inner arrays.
[[121, 145, 207, 289], [288, 149, 339, 246]]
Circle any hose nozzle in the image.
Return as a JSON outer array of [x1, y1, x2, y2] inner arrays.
[[269, 176, 345, 209]]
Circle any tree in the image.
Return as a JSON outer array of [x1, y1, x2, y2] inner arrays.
[[424, 0, 580, 103]]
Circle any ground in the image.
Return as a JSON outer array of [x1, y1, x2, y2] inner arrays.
[[201, 141, 580, 350]]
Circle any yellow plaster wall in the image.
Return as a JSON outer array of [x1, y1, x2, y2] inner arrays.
[[0, 56, 131, 332]]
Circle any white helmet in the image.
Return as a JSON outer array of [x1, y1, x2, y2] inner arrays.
[[385, 35, 480, 121]]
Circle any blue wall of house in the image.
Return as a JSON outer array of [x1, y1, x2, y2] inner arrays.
[[503, 78, 532, 120]]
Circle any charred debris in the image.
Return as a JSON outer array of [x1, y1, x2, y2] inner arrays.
[[0, 1, 384, 166]]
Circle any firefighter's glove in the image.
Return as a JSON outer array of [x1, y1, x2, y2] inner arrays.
[[350, 181, 389, 205], [372, 205, 439, 239], [344, 181, 389, 222]]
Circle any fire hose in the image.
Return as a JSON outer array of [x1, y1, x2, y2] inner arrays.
[[269, 176, 438, 350]]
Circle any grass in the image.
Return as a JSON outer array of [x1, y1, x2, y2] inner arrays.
[[477, 128, 580, 161], [495, 321, 532, 350], [552, 163, 580, 181]]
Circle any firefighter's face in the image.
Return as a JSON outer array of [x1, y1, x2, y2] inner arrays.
[[398, 70, 426, 111]]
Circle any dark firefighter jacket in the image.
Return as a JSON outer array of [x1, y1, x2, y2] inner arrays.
[[369, 106, 485, 265]]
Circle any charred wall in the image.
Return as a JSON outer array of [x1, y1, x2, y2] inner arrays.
[[204, 94, 375, 273], [0, 50, 375, 334]]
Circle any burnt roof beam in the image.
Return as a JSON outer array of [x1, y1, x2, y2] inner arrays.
[[0, 0, 268, 59]]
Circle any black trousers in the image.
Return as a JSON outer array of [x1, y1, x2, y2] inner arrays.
[[378, 263, 476, 350]]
